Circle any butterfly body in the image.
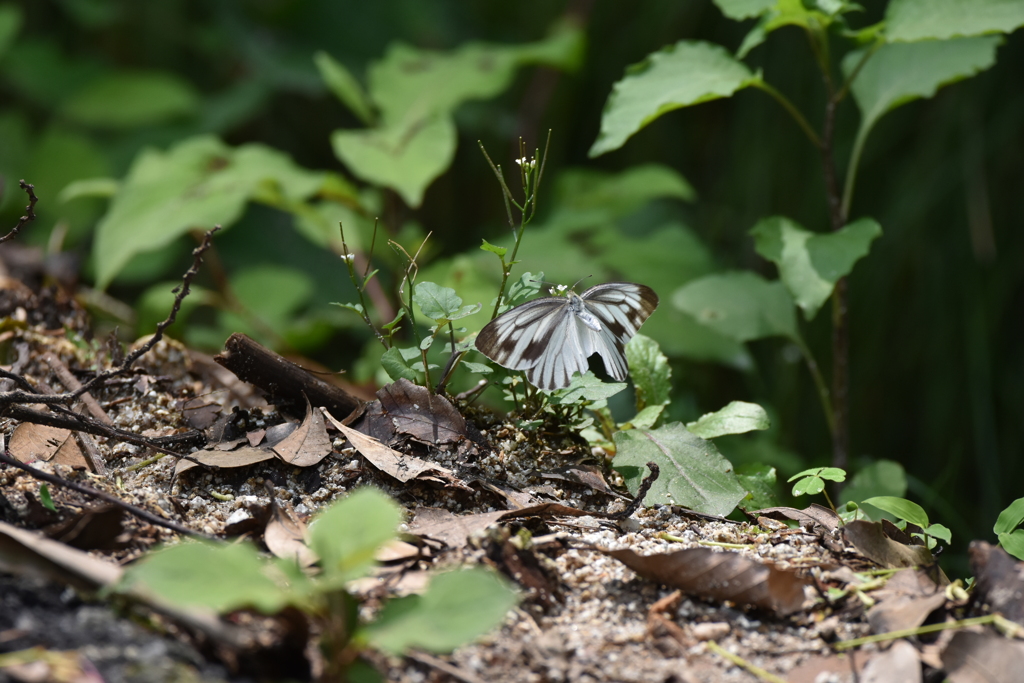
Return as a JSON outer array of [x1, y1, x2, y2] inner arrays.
[[475, 282, 658, 391]]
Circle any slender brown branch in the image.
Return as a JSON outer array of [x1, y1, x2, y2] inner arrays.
[[611, 462, 660, 519], [0, 447, 209, 540]]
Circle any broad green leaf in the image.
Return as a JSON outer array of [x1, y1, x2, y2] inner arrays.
[[613, 423, 747, 516], [998, 530, 1024, 561], [231, 265, 314, 326], [94, 136, 324, 289], [860, 496, 930, 528], [751, 216, 882, 319], [713, 0, 775, 20], [117, 540, 299, 614], [885, 0, 1024, 42], [309, 488, 402, 588], [331, 112, 455, 207], [993, 497, 1024, 535], [0, 4, 23, 59], [590, 41, 760, 157], [844, 37, 1000, 203], [61, 71, 199, 128], [625, 334, 671, 411], [672, 272, 800, 343], [314, 50, 375, 125], [414, 282, 463, 321], [369, 29, 579, 124], [365, 568, 517, 654], [735, 463, 780, 511], [626, 404, 664, 430], [922, 524, 952, 545], [381, 346, 420, 383], [58, 177, 119, 202], [686, 401, 770, 439], [549, 372, 627, 402], [840, 459, 907, 507], [789, 466, 845, 496], [554, 165, 696, 216]]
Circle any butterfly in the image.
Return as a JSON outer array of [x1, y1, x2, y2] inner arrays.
[[475, 282, 659, 391]]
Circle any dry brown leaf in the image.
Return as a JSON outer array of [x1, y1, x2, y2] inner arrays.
[[9, 422, 87, 469], [754, 503, 843, 532], [941, 631, 1024, 683], [264, 501, 317, 568], [860, 639, 922, 683], [323, 409, 465, 488], [866, 568, 947, 635], [538, 465, 617, 496], [843, 520, 936, 570], [181, 397, 222, 430], [173, 445, 276, 476], [0, 519, 123, 590], [786, 653, 863, 683], [377, 378, 468, 444], [599, 546, 810, 616], [272, 399, 333, 467], [44, 503, 127, 551], [407, 507, 507, 549], [969, 541, 1024, 627]]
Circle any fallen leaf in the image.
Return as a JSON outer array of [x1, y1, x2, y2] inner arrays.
[[787, 653, 863, 683], [969, 541, 1024, 626], [754, 504, 842, 532], [407, 507, 507, 549], [377, 378, 468, 444], [538, 465, 617, 496], [941, 630, 1024, 683], [174, 445, 276, 476], [860, 639, 922, 683], [866, 569, 947, 634], [44, 503, 127, 551], [8, 422, 87, 469], [843, 520, 936, 570], [264, 501, 317, 568], [599, 545, 810, 616], [323, 410, 466, 488], [181, 397, 222, 430], [272, 399, 333, 467]]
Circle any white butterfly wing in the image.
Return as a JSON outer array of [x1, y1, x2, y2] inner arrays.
[[475, 282, 658, 391], [475, 297, 569, 371]]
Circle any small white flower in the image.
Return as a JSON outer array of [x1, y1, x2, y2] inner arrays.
[[341, 254, 355, 262]]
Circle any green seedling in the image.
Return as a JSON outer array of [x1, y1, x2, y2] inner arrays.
[[115, 488, 517, 682]]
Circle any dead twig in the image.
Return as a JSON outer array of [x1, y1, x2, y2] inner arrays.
[[0, 444, 210, 540], [610, 461, 660, 520], [0, 180, 38, 245]]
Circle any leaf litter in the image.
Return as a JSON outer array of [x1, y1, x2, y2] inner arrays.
[[1, 316, 1022, 682]]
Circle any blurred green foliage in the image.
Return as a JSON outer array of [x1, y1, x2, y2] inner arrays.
[[1, 0, 1022, 572]]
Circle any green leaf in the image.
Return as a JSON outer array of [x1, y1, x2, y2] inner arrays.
[[549, 372, 627, 402], [0, 4, 23, 60], [789, 467, 847, 483], [94, 136, 324, 289], [314, 50, 375, 125], [860, 496, 930, 528], [844, 37, 1001, 198], [231, 265, 314, 327], [993, 497, 1024, 535], [672, 271, 800, 343], [590, 41, 760, 157], [626, 404, 664, 430], [554, 164, 696, 216], [381, 346, 419, 383], [713, 0, 775, 20], [840, 459, 908, 507], [117, 540, 299, 614], [998, 530, 1024, 561], [309, 488, 403, 588], [751, 216, 882, 319], [414, 282, 464, 321], [480, 239, 507, 258], [613, 423, 747, 516], [364, 568, 517, 654], [922, 524, 952, 545], [62, 71, 199, 128], [686, 401, 770, 439], [369, 30, 579, 124], [58, 177, 119, 202], [735, 463, 780, 511], [625, 334, 671, 412], [39, 484, 57, 512], [885, 0, 1024, 42], [331, 112, 455, 207]]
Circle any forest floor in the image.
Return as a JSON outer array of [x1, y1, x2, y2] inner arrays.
[[1, 248, 1022, 683]]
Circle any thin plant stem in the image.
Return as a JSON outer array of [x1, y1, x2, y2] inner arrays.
[[751, 81, 822, 149]]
